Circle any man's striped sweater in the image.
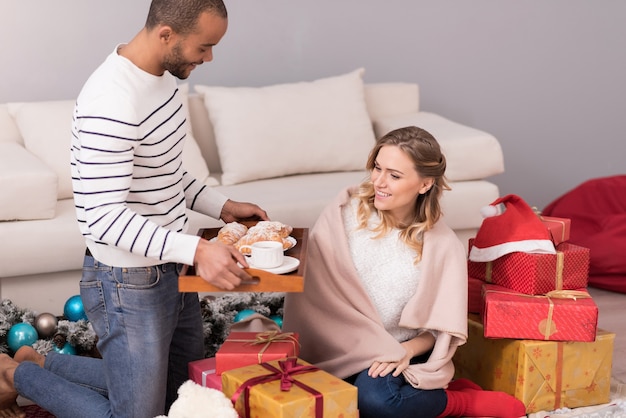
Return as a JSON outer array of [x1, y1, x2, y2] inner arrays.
[[70, 48, 227, 268]]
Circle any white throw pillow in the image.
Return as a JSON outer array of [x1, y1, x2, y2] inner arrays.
[[178, 84, 218, 186], [195, 68, 376, 186], [8, 89, 216, 202], [7, 100, 75, 199]]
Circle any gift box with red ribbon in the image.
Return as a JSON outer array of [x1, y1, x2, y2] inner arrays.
[[467, 240, 590, 295], [481, 283, 598, 341], [454, 314, 614, 414], [216, 331, 300, 375], [221, 357, 358, 418], [540, 215, 571, 246], [188, 357, 222, 390]]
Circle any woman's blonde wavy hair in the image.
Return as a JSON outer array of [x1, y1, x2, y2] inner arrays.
[[353, 126, 450, 263]]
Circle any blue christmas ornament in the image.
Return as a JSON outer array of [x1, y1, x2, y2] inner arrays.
[[7, 323, 38, 352], [54, 342, 77, 355], [234, 309, 256, 322], [64, 295, 87, 322], [269, 315, 283, 328]]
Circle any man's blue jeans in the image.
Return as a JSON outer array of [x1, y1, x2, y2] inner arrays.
[[14, 255, 204, 418]]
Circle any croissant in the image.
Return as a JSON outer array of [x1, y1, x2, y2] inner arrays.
[[216, 222, 248, 245], [252, 221, 293, 238], [234, 221, 293, 254]]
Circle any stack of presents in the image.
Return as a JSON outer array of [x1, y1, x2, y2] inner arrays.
[[454, 194, 615, 414], [188, 329, 358, 417]]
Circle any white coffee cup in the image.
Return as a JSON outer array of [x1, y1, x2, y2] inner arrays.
[[239, 240, 284, 269]]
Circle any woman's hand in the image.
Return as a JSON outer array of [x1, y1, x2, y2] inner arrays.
[[368, 355, 411, 378], [368, 332, 436, 378]]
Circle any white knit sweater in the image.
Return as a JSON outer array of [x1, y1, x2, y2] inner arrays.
[[343, 198, 421, 343], [70, 47, 227, 267]]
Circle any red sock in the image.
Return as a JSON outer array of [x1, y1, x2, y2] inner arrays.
[[437, 389, 526, 418], [446, 378, 483, 392]]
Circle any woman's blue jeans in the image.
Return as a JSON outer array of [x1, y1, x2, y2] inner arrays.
[[14, 255, 204, 418], [348, 368, 447, 418]]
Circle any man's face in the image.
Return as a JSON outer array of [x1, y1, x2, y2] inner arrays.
[[163, 12, 227, 79]]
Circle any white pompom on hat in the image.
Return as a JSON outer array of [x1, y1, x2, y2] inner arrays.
[[468, 194, 556, 262]]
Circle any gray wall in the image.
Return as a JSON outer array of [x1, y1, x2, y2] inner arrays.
[[2, 1, 625, 210]]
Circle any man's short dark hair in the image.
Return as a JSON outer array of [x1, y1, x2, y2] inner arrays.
[[146, 0, 227, 34]]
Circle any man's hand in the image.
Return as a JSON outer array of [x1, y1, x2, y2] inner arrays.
[[220, 199, 269, 224], [193, 238, 253, 290]]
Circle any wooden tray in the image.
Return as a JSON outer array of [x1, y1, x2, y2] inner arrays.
[[179, 224, 308, 293]]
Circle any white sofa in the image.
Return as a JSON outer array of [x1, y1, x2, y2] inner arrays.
[[0, 69, 504, 314]]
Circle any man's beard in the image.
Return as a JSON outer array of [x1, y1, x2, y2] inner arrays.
[[163, 42, 196, 80]]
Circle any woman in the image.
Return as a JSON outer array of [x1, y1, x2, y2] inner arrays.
[[283, 126, 525, 418]]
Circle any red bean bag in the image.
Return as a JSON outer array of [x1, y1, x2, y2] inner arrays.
[[542, 175, 626, 293]]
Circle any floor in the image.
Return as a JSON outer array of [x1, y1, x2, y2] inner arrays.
[[588, 286, 626, 383]]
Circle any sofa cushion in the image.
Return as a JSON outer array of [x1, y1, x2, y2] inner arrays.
[[0, 142, 57, 220], [7, 100, 75, 199], [0, 104, 23, 144], [364, 83, 420, 121], [0, 199, 85, 277], [195, 68, 376, 186], [374, 112, 505, 182], [186, 171, 499, 234], [178, 83, 219, 186]]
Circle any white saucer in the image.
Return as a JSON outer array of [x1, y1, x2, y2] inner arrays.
[[248, 256, 300, 274]]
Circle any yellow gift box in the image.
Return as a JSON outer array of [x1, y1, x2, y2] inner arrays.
[[453, 314, 614, 414], [221, 357, 358, 418]]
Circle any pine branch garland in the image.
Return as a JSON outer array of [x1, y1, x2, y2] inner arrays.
[[200, 292, 285, 358], [0, 293, 286, 358]]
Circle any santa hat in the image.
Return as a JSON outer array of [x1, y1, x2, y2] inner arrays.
[[468, 194, 556, 262]]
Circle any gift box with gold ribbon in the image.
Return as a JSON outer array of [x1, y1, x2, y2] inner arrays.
[[216, 331, 300, 375], [222, 357, 358, 418], [467, 240, 590, 295], [453, 314, 614, 414], [481, 284, 598, 341]]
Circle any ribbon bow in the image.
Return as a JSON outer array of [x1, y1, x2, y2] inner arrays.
[[226, 331, 300, 363], [230, 357, 323, 418]]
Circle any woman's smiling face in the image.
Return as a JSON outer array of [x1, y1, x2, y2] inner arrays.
[[371, 145, 433, 225]]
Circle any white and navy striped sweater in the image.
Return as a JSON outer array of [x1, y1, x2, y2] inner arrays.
[[71, 48, 227, 268]]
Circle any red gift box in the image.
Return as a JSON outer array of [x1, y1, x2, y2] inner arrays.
[[481, 284, 598, 341], [540, 216, 571, 246], [468, 276, 484, 314], [188, 357, 222, 390], [216, 331, 300, 375], [468, 240, 590, 295]]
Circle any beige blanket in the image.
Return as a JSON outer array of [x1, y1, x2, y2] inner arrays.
[[283, 187, 468, 389]]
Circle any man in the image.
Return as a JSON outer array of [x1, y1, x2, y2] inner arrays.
[[0, 1, 267, 417]]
